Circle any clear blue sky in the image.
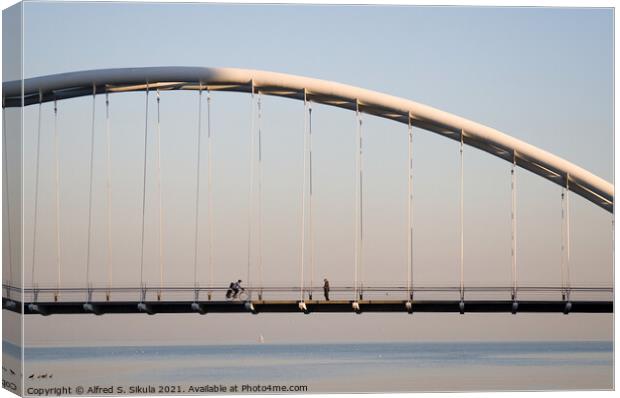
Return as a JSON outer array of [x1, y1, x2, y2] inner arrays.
[[2, 3, 613, 344]]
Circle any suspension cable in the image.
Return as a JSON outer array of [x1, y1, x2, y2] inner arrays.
[[53, 99, 61, 300], [155, 89, 164, 300], [300, 90, 308, 300], [31, 91, 43, 289], [459, 130, 464, 301], [308, 102, 314, 299], [85, 84, 97, 292], [207, 90, 214, 294], [561, 175, 571, 299], [511, 151, 517, 300], [105, 92, 112, 300], [139, 85, 150, 291], [257, 92, 264, 295], [407, 114, 414, 300], [359, 104, 364, 299], [2, 104, 13, 294], [247, 82, 256, 295], [560, 186, 566, 297], [193, 86, 203, 295], [566, 177, 571, 293], [354, 101, 361, 300]]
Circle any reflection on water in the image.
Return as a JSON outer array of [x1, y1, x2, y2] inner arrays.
[[5, 341, 613, 393]]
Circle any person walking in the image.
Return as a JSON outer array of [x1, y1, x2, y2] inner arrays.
[[323, 278, 330, 301]]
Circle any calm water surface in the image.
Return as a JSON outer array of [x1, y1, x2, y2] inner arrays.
[[4, 341, 613, 393]]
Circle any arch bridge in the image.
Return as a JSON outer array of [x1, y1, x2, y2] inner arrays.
[[1, 67, 613, 316]]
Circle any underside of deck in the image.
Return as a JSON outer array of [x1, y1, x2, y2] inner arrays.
[[3, 298, 612, 316]]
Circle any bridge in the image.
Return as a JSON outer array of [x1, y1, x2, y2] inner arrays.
[[2, 67, 614, 316]]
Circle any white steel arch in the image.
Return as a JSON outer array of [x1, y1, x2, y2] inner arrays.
[[2, 66, 613, 212]]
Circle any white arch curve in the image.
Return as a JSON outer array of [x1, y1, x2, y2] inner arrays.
[[2, 66, 613, 212]]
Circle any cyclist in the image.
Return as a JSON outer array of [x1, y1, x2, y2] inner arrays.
[[226, 280, 244, 299]]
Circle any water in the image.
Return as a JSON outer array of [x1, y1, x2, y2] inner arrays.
[[4, 341, 613, 393]]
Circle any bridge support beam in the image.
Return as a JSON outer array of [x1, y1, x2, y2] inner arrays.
[[82, 302, 103, 316], [3, 299, 17, 311], [298, 301, 309, 314], [245, 301, 257, 314], [137, 302, 155, 315], [563, 301, 572, 315], [511, 301, 519, 315], [27, 303, 49, 316], [5, 299, 612, 315], [191, 302, 207, 315]]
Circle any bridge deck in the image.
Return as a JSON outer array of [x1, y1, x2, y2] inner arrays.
[[3, 298, 612, 315]]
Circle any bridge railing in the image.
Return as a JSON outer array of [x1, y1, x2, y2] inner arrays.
[[3, 283, 612, 304]]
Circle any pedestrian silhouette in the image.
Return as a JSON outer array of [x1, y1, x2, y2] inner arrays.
[[323, 278, 330, 301]]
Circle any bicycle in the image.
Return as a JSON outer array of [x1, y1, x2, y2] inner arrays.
[[225, 288, 248, 301]]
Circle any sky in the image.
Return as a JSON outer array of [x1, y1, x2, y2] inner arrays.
[[1, 2, 614, 345]]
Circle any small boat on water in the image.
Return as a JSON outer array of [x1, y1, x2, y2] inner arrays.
[[258, 334, 265, 344]]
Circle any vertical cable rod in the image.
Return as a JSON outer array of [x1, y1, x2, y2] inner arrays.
[[85, 85, 97, 293], [193, 86, 203, 296], [407, 115, 414, 300], [459, 130, 464, 301], [155, 90, 163, 300], [353, 101, 361, 300], [53, 100, 61, 301], [257, 92, 264, 296], [206, 90, 214, 294], [139, 85, 150, 293], [560, 185, 566, 299], [300, 90, 308, 300], [247, 82, 256, 295], [358, 104, 364, 299], [105, 92, 112, 301], [30, 91, 43, 289], [566, 178, 571, 293], [563, 176, 571, 299], [511, 152, 517, 300], [308, 102, 314, 300], [2, 105, 13, 294]]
